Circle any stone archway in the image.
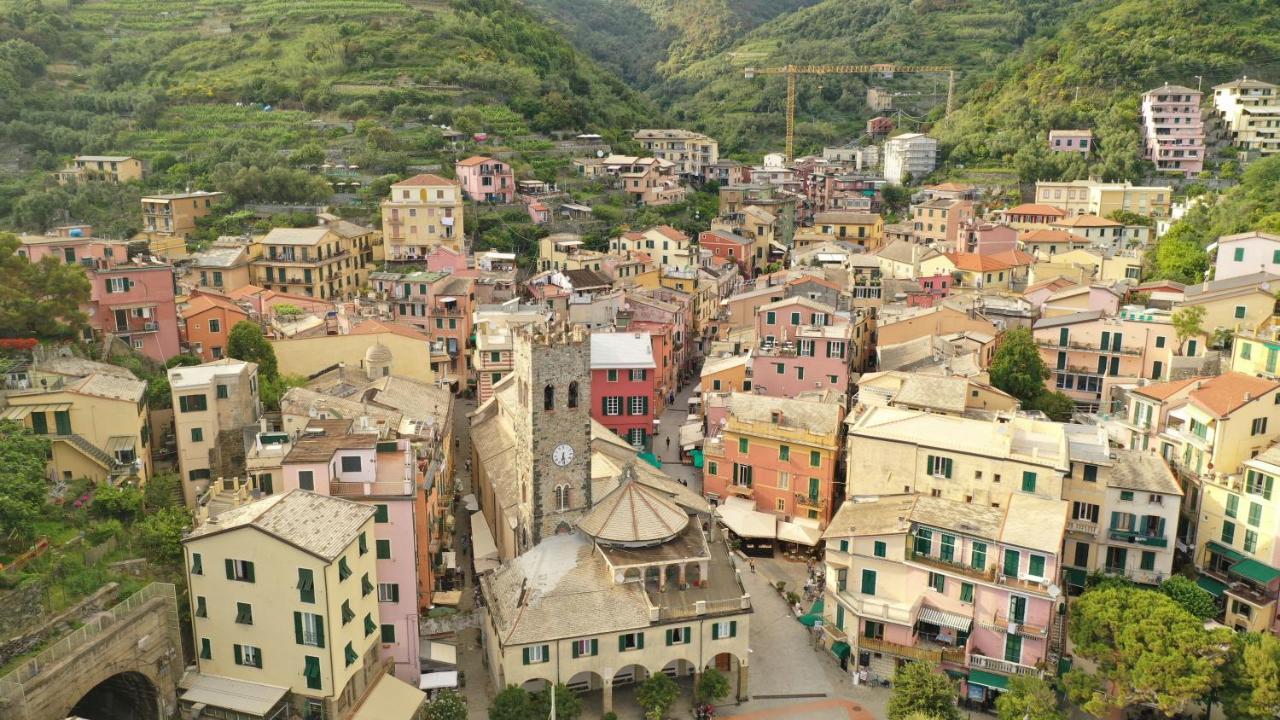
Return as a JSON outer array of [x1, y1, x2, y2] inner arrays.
[[567, 670, 605, 717], [69, 670, 160, 720], [706, 652, 749, 702]]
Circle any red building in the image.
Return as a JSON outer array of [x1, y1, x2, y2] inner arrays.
[[590, 332, 658, 449], [698, 229, 755, 274]]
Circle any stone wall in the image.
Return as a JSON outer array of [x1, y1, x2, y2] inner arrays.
[[0, 583, 120, 669]]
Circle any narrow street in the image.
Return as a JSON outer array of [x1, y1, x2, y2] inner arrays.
[[650, 376, 702, 495]]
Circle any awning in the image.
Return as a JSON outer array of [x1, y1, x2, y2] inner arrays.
[[917, 606, 973, 632], [967, 669, 1009, 691], [639, 451, 662, 468], [679, 422, 704, 450], [777, 519, 823, 547], [419, 671, 459, 691], [462, 493, 479, 512], [470, 512, 499, 573], [433, 590, 462, 607], [1063, 567, 1088, 589], [1196, 575, 1228, 597], [352, 673, 426, 720], [106, 435, 137, 454], [1, 402, 71, 419], [831, 641, 851, 660], [443, 551, 456, 570], [423, 641, 457, 666], [799, 598, 825, 627], [1229, 558, 1280, 585], [691, 449, 704, 468], [1208, 541, 1247, 563], [181, 673, 289, 716], [717, 496, 776, 539]]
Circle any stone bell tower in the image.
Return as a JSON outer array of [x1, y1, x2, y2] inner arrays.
[[512, 323, 593, 549]]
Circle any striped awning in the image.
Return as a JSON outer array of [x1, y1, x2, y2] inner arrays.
[[106, 436, 137, 454], [1, 402, 71, 419], [916, 606, 973, 632]]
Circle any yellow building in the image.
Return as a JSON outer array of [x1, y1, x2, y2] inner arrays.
[[1178, 272, 1280, 337], [56, 155, 144, 184], [1034, 179, 1172, 219], [380, 174, 464, 259], [1232, 316, 1280, 377], [271, 320, 437, 387], [610, 225, 694, 267], [168, 359, 261, 507], [699, 355, 750, 396], [537, 233, 607, 273], [252, 223, 377, 300], [138, 191, 226, 258], [1, 368, 150, 486], [182, 490, 426, 720], [795, 211, 884, 251]]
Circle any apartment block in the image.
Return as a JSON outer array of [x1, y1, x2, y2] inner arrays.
[[169, 359, 261, 506], [882, 133, 938, 185], [56, 155, 144, 184], [139, 191, 225, 258], [590, 332, 658, 449], [253, 223, 376, 300], [1213, 231, 1280, 281], [1034, 179, 1171, 220], [1213, 77, 1280, 158], [380, 174, 464, 258], [1140, 84, 1205, 177], [181, 294, 250, 362], [634, 129, 720, 179], [455, 156, 514, 204]]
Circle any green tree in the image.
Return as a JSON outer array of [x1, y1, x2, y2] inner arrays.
[[90, 483, 143, 521], [532, 683, 581, 720], [1159, 576, 1218, 620], [0, 232, 92, 339], [1065, 585, 1231, 717], [260, 373, 307, 412], [488, 685, 535, 720], [1171, 305, 1206, 356], [425, 689, 468, 720], [227, 321, 279, 380], [1026, 391, 1075, 421], [0, 420, 52, 545], [696, 667, 731, 703], [887, 661, 961, 720], [143, 471, 182, 511], [989, 327, 1050, 404], [1220, 632, 1280, 720], [136, 507, 192, 563], [636, 672, 680, 719], [995, 676, 1063, 720]]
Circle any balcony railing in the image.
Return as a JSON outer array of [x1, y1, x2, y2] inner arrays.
[[836, 590, 918, 626], [1108, 529, 1169, 548], [979, 612, 1048, 639], [1036, 339, 1141, 356], [968, 653, 1043, 677], [859, 636, 966, 664], [906, 548, 997, 582], [1067, 519, 1099, 535], [794, 493, 827, 510], [330, 480, 414, 497]]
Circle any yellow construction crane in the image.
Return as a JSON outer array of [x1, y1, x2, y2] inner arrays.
[[744, 63, 955, 161]]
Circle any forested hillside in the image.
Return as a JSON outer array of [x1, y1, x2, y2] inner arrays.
[[0, 0, 658, 233], [524, 0, 820, 88]]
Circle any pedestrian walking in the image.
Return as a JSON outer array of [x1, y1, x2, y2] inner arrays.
[[665, 436, 671, 450], [749, 560, 756, 573]]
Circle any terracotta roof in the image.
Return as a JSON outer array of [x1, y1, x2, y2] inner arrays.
[[1005, 203, 1067, 217], [182, 294, 249, 320], [1131, 376, 1202, 402], [1023, 277, 1078, 295], [1188, 373, 1280, 418], [649, 225, 688, 242], [393, 173, 457, 187], [456, 156, 496, 167], [576, 470, 688, 545], [988, 249, 1037, 267], [1021, 229, 1088, 244], [1147, 83, 1199, 95], [1053, 214, 1122, 228], [348, 319, 431, 341], [924, 182, 972, 192], [945, 252, 1011, 272], [814, 211, 881, 225]]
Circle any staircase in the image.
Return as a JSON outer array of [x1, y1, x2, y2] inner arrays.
[[57, 434, 124, 474], [1045, 602, 1066, 674]]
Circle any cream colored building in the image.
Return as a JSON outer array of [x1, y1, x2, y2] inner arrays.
[[139, 190, 226, 258], [169, 359, 261, 506], [1034, 179, 1172, 220], [1177, 272, 1280, 338], [380, 174, 465, 259], [634, 129, 720, 179], [181, 490, 425, 720], [253, 223, 378, 300], [271, 320, 436, 386], [855, 371, 1019, 415], [56, 155, 144, 184]]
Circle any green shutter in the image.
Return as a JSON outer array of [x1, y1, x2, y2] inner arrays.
[[362, 573, 374, 597], [359, 533, 367, 555], [1021, 471, 1036, 493], [339, 557, 351, 581], [729, 621, 737, 637], [298, 568, 315, 603], [225, 558, 234, 579], [374, 504, 388, 523], [591, 639, 598, 655], [860, 569, 877, 595], [1029, 555, 1046, 578], [1004, 549, 1020, 577], [523, 647, 531, 665], [192, 553, 202, 575], [245, 562, 254, 582], [873, 540, 886, 558], [972, 542, 987, 570], [316, 616, 324, 648], [666, 629, 673, 646], [294, 612, 303, 645], [234, 644, 243, 666], [379, 622, 393, 642], [200, 638, 211, 660], [712, 624, 720, 640], [572, 643, 581, 658], [619, 635, 627, 652], [637, 632, 644, 650]]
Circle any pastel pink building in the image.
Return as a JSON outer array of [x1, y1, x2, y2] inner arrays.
[[956, 221, 1019, 256], [907, 273, 953, 308], [1141, 84, 1205, 177], [18, 230, 179, 361], [455, 156, 514, 203], [280, 419, 425, 686], [821, 493, 1066, 702], [590, 332, 658, 449]]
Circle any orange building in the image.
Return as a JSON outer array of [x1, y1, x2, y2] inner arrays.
[[181, 293, 250, 362]]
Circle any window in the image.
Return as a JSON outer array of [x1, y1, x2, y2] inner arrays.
[[338, 557, 351, 581], [863, 621, 884, 640], [873, 540, 886, 558], [235, 602, 253, 625], [344, 641, 358, 667], [914, 528, 933, 555], [199, 638, 212, 660], [940, 534, 956, 562], [567, 382, 578, 408], [1072, 502, 1100, 524], [341, 456, 362, 473], [1248, 501, 1263, 527], [960, 582, 974, 604], [628, 396, 649, 416], [860, 569, 877, 595], [603, 396, 622, 416], [1083, 464, 1098, 483], [1252, 417, 1268, 436], [779, 445, 790, 461], [707, 461, 718, 476], [1028, 554, 1046, 579], [191, 553, 203, 575], [1246, 470, 1274, 499], [295, 611, 325, 647], [378, 583, 400, 603], [544, 384, 555, 411], [732, 463, 753, 487], [1226, 494, 1239, 518], [376, 539, 391, 559], [571, 639, 598, 658], [1234, 247, 1245, 262], [630, 368, 647, 382], [195, 596, 207, 618], [106, 277, 131, 293], [234, 644, 262, 669], [341, 600, 355, 625], [927, 455, 953, 479], [1140, 550, 1156, 571], [1235, 305, 1247, 319], [358, 532, 367, 556], [809, 450, 821, 468], [665, 627, 692, 646], [1021, 471, 1037, 493], [374, 504, 389, 523], [712, 621, 738, 639], [1003, 549, 1020, 578], [215, 383, 228, 401], [619, 632, 645, 651], [765, 311, 776, 325], [190, 427, 203, 443], [225, 559, 254, 582], [178, 394, 208, 412], [1120, 490, 1135, 502], [1245, 529, 1259, 553], [297, 568, 315, 603], [1156, 335, 1166, 349], [607, 369, 618, 382], [298, 470, 314, 491], [738, 437, 749, 453], [1004, 634, 1023, 664], [928, 572, 945, 593], [1222, 521, 1236, 545]]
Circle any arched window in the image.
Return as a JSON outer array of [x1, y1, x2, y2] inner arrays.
[[553, 485, 570, 511], [544, 384, 555, 411], [567, 381, 579, 409]]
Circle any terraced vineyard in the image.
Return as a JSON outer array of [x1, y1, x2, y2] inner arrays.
[[70, 0, 418, 32]]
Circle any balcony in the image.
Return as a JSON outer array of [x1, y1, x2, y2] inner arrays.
[[1067, 519, 1099, 535], [906, 548, 997, 582], [1108, 529, 1169, 548], [979, 612, 1048, 639], [794, 493, 827, 510], [968, 653, 1043, 678], [859, 635, 966, 664], [330, 480, 414, 497], [835, 590, 919, 626], [1036, 339, 1141, 356]]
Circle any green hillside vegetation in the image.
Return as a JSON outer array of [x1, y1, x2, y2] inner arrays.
[[935, 0, 1280, 184], [646, 0, 1074, 155], [525, 0, 820, 88], [0, 0, 657, 232]]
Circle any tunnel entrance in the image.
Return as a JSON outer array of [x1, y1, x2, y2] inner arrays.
[[69, 670, 159, 720]]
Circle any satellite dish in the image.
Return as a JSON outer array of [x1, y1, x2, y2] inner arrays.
[[596, 150, 605, 158]]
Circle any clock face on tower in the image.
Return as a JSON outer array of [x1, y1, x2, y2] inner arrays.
[[552, 443, 575, 467]]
